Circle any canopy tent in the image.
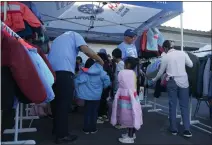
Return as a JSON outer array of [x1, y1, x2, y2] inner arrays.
[[34, 2, 183, 43]]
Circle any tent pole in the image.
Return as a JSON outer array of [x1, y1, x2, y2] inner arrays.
[[4, 2, 7, 21], [180, 13, 183, 51]]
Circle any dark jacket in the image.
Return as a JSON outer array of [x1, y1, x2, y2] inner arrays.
[[186, 52, 200, 98]]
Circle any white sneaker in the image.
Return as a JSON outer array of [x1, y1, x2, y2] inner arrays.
[[119, 137, 134, 144], [122, 133, 136, 139], [102, 115, 109, 121], [97, 118, 104, 124]]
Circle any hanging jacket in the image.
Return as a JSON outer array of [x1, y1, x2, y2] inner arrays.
[[75, 63, 111, 101], [186, 52, 200, 98], [140, 30, 160, 59], [196, 57, 208, 98], [154, 28, 164, 47], [141, 30, 147, 52], [16, 38, 55, 81], [1, 31, 47, 103], [203, 57, 211, 96], [146, 28, 159, 51], [208, 72, 212, 99], [20, 1, 43, 23], [146, 59, 161, 79], [1, 2, 41, 32], [110, 70, 143, 130], [27, 49, 55, 103], [29, 43, 56, 81]]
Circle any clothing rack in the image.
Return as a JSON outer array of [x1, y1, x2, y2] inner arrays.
[[179, 96, 212, 134], [1, 21, 38, 145], [192, 49, 212, 53], [1, 22, 20, 38], [139, 56, 161, 64], [140, 48, 212, 134], [139, 48, 212, 64]]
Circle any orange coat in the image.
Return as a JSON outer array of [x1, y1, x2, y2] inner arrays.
[[1, 2, 41, 32]]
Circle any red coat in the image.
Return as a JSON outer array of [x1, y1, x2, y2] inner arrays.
[[1, 2, 41, 32], [1, 31, 47, 103]]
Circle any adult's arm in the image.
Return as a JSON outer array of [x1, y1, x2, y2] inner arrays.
[[74, 32, 104, 65], [152, 56, 168, 82], [80, 45, 104, 66]]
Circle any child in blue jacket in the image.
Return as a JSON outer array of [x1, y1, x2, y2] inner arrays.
[[75, 58, 111, 134]]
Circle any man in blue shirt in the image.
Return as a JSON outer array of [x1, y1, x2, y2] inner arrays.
[[118, 29, 142, 98], [48, 31, 104, 144], [118, 29, 138, 59]]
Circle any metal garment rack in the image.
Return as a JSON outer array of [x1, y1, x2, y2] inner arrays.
[[179, 96, 212, 134], [1, 21, 39, 144]]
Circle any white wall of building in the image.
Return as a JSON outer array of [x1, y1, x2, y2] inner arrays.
[[78, 42, 117, 63]]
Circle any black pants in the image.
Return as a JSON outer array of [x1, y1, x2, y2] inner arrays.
[[154, 79, 166, 98], [83, 100, 100, 132], [51, 71, 74, 139], [98, 88, 109, 117], [128, 128, 136, 138]]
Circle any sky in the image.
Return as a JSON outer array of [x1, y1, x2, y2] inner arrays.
[[162, 2, 211, 31]]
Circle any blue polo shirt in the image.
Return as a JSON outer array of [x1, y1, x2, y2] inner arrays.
[[48, 31, 87, 73], [118, 42, 138, 60]]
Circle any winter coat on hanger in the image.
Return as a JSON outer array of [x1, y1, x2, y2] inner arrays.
[[186, 52, 200, 98], [1, 31, 47, 103], [203, 57, 211, 96]]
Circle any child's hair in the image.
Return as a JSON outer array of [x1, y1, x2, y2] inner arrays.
[[97, 52, 109, 62], [76, 56, 83, 63], [124, 57, 139, 70], [112, 48, 122, 59], [85, 58, 95, 68]]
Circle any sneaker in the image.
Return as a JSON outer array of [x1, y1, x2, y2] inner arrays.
[[82, 129, 90, 135], [97, 118, 104, 124], [115, 124, 126, 129], [170, 130, 178, 136], [119, 137, 134, 144], [102, 115, 109, 121], [183, 130, 192, 138], [122, 133, 136, 139], [90, 129, 98, 134]]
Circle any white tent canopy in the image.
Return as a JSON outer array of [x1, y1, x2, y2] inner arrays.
[[34, 2, 183, 42]]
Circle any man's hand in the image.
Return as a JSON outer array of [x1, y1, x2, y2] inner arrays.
[[148, 79, 156, 86], [80, 45, 104, 66]]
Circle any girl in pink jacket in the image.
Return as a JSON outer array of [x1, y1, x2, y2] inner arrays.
[[111, 57, 143, 144]]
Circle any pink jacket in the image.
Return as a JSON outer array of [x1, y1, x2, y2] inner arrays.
[[110, 70, 143, 130]]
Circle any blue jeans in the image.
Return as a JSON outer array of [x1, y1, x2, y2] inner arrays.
[[167, 79, 190, 131], [83, 100, 100, 132]]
